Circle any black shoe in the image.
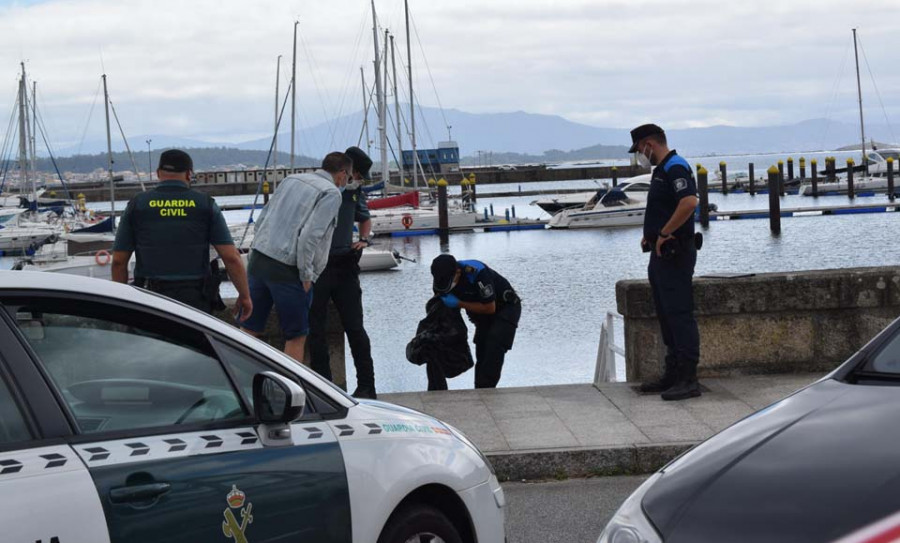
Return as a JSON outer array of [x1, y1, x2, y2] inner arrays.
[[352, 386, 377, 400], [661, 360, 701, 401], [639, 357, 678, 393]]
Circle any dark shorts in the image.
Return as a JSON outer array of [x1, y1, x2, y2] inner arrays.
[[242, 276, 313, 339]]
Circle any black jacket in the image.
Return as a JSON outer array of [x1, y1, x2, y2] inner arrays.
[[406, 297, 474, 378]]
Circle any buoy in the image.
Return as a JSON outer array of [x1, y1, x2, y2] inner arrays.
[[95, 250, 111, 266], [401, 214, 414, 229]]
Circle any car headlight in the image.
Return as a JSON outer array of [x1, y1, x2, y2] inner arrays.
[[443, 422, 495, 476], [597, 472, 663, 543]]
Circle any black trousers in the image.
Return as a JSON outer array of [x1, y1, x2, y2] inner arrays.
[[468, 302, 521, 389], [648, 247, 700, 370], [308, 261, 375, 390], [146, 280, 212, 314]]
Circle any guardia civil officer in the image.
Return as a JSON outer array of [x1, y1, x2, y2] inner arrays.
[[308, 146, 377, 399], [631, 124, 701, 401], [112, 149, 252, 321], [430, 254, 521, 388]]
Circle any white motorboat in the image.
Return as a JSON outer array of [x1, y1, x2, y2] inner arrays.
[[548, 187, 647, 229], [13, 239, 134, 280], [0, 223, 59, 253], [532, 175, 651, 214], [369, 206, 479, 234], [800, 175, 893, 196]]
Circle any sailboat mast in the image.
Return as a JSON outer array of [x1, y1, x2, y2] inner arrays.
[[17, 64, 29, 204], [274, 54, 281, 187], [30, 81, 37, 192], [371, 0, 388, 185], [103, 74, 116, 230], [290, 21, 298, 171], [383, 29, 390, 179], [391, 34, 402, 180], [360, 67, 371, 156], [405, 0, 417, 189], [852, 28, 868, 176]]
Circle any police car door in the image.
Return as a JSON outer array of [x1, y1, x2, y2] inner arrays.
[[3, 293, 351, 543], [0, 311, 109, 543]]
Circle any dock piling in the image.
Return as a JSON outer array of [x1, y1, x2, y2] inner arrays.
[[469, 173, 477, 203], [888, 157, 895, 202], [698, 166, 710, 228], [263, 180, 270, 204], [768, 166, 781, 235], [799, 157, 806, 180], [777, 161, 785, 196], [511, 205, 516, 219], [847, 158, 855, 199], [720, 161, 728, 195], [504, 208, 510, 221], [827, 157, 836, 183], [811, 159, 819, 197], [787, 157, 795, 181], [437, 179, 449, 239], [612, 166, 618, 187], [489, 203, 494, 216], [748, 163, 755, 195]]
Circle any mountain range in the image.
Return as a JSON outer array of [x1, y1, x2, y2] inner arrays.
[[40, 106, 899, 168]]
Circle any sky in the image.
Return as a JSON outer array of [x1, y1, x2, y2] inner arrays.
[[0, 0, 898, 154]]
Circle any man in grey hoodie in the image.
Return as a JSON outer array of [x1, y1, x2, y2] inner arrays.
[[240, 152, 349, 362]]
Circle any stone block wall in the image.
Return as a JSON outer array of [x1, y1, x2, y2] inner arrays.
[[616, 267, 900, 382]]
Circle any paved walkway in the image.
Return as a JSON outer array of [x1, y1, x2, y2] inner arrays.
[[382, 373, 823, 480]]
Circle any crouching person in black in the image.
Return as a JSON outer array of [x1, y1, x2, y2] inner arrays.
[[429, 254, 521, 388]]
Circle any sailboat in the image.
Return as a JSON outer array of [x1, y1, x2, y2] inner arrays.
[[800, 29, 899, 197]]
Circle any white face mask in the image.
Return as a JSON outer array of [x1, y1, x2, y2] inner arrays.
[[636, 144, 653, 168], [345, 180, 360, 191]]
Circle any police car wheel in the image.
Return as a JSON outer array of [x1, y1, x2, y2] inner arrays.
[[377, 504, 464, 543]]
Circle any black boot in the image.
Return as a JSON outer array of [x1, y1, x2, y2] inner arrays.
[[639, 356, 678, 393], [661, 360, 701, 401], [352, 385, 377, 400]]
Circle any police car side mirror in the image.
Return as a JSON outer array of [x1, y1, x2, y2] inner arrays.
[[252, 372, 306, 424]]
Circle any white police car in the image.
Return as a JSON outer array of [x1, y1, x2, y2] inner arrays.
[[0, 272, 505, 543]]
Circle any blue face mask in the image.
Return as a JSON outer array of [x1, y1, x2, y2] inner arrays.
[[338, 184, 346, 193]]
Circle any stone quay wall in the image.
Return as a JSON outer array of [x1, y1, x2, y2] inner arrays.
[[616, 266, 900, 382]]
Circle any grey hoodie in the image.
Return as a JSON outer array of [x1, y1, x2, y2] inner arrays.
[[251, 170, 341, 282]]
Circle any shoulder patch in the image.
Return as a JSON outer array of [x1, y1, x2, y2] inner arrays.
[[478, 281, 494, 298], [674, 178, 688, 191]]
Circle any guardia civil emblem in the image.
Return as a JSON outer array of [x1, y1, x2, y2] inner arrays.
[[222, 485, 253, 543]]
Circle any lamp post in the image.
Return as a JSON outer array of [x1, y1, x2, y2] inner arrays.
[[146, 139, 152, 182]]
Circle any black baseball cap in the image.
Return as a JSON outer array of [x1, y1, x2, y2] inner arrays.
[[158, 149, 194, 173], [628, 124, 665, 153], [431, 254, 459, 294], [344, 146, 373, 180]]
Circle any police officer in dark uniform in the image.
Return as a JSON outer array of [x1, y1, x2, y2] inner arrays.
[[308, 146, 377, 399], [112, 149, 252, 321], [631, 124, 701, 401], [431, 254, 521, 388]]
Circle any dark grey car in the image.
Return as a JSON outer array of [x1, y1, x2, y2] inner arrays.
[[598, 316, 900, 543]]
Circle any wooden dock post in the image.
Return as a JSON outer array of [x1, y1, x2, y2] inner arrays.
[[698, 166, 710, 228], [799, 157, 806, 179], [827, 157, 836, 183], [720, 161, 728, 195], [811, 159, 819, 197], [748, 163, 755, 195], [888, 157, 895, 202], [847, 158, 855, 199], [787, 157, 795, 181], [777, 161, 785, 196], [437, 179, 449, 238], [263, 180, 270, 204], [489, 203, 494, 216], [468, 173, 477, 203], [768, 166, 781, 235], [511, 205, 516, 218], [611, 166, 618, 187]]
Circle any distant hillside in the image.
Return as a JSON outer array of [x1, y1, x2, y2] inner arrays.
[[30, 148, 318, 174]]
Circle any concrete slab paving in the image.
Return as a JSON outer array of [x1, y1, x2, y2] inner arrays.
[[380, 373, 824, 480]]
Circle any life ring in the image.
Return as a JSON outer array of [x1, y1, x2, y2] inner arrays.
[[401, 214, 414, 229], [95, 250, 111, 266]]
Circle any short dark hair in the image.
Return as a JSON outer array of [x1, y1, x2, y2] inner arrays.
[[321, 152, 352, 174], [648, 132, 667, 146]]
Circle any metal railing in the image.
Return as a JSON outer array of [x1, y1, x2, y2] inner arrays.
[[594, 312, 625, 385]]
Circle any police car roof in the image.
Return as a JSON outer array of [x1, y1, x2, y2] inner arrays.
[[0, 271, 354, 407]]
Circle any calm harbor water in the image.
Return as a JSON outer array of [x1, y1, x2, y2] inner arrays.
[[3, 154, 895, 393]]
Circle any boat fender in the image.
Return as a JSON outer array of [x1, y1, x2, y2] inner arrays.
[[401, 214, 414, 229], [95, 250, 111, 266]]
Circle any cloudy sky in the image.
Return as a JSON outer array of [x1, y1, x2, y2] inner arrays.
[[1, 0, 898, 154]]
